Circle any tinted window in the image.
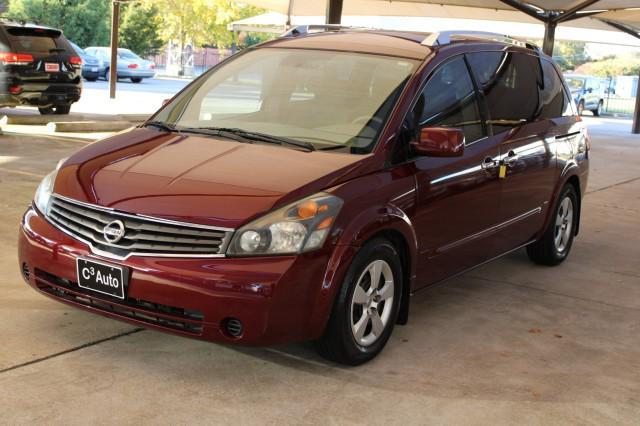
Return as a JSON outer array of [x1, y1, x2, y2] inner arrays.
[[467, 52, 541, 134], [412, 56, 485, 144], [540, 59, 573, 119], [5, 27, 60, 53]]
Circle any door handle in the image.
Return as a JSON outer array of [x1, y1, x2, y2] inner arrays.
[[504, 150, 519, 168], [481, 156, 499, 171]]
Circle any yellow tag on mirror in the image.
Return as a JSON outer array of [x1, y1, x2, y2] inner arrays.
[[499, 165, 507, 179]]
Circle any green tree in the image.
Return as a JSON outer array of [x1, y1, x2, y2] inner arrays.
[[120, 2, 163, 56], [141, 0, 266, 50], [575, 56, 640, 77], [552, 41, 590, 72], [202, 0, 267, 49], [7, 0, 110, 47]]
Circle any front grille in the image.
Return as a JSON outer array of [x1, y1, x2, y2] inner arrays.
[[47, 195, 232, 258], [35, 269, 204, 334]]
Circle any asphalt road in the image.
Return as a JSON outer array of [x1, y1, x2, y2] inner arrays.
[[73, 77, 192, 116], [83, 76, 191, 96]]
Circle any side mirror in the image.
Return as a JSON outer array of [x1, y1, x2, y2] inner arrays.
[[411, 127, 465, 157]]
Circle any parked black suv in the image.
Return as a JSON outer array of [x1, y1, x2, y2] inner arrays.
[[0, 20, 82, 114]]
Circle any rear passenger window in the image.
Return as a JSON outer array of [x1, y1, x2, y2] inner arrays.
[[540, 59, 573, 118], [412, 56, 485, 145], [467, 52, 541, 134]]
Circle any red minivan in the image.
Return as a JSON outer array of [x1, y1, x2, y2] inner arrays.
[[19, 28, 589, 365]]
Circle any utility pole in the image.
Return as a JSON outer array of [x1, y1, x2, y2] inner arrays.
[[325, 0, 344, 25], [109, 1, 121, 99]]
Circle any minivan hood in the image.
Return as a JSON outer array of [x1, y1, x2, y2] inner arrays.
[[54, 128, 373, 229]]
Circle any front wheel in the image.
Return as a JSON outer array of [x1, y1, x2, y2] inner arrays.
[[316, 238, 402, 365], [577, 100, 585, 116], [527, 185, 578, 266], [130, 77, 142, 83]]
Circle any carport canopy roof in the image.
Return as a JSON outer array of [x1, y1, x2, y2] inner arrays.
[[392, 1, 640, 35], [242, 0, 640, 38]]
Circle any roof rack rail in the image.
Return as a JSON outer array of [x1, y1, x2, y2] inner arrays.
[[422, 30, 539, 51], [281, 25, 367, 37]]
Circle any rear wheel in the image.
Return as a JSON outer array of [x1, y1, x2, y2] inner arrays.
[[316, 238, 402, 365], [85, 77, 98, 82], [53, 104, 71, 115], [38, 107, 54, 115], [592, 100, 603, 117], [130, 77, 142, 83], [104, 68, 110, 81], [527, 184, 578, 266]]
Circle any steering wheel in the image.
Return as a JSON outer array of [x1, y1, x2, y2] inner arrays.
[[351, 116, 384, 126]]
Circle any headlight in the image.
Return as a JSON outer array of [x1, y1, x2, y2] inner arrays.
[[227, 193, 343, 256], [34, 158, 66, 215]]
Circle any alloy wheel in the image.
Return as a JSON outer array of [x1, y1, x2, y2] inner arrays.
[[554, 196, 574, 252], [350, 259, 394, 347]]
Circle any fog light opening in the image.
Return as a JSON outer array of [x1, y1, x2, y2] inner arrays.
[[222, 317, 243, 338], [21, 262, 30, 281]]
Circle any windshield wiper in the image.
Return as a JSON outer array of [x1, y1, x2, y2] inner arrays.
[[143, 121, 179, 132], [196, 127, 315, 152], [173, 127, 255, 145]]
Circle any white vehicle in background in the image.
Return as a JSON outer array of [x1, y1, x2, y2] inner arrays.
[[84, 47, 156, 83]]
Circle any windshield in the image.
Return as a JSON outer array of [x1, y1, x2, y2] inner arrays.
[[152, 48, 417, 153], [118, 49, 140, 60], [565, 77, 585, 90]]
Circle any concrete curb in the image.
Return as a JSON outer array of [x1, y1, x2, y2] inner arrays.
[[46, 121, 136, 133], [1, 114, 149, 126], [2, 115, 78, 125]]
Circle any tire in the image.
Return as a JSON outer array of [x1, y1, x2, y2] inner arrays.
[[130, 77, 142, 83], [577, 100, 585, 116], [85, 77, 98, 82], [104, 68, 110, 81], [38, 107, 54, 115], [316, 238, 403, 365], [592, 100, 603, 117], [527, 184, 578, 266], [53, 104, 71, 115]]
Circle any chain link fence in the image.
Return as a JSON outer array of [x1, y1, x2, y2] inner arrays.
[[602, 76, 638, 116]]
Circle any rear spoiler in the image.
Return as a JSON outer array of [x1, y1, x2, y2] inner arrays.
[[6, 26, 62, 38]]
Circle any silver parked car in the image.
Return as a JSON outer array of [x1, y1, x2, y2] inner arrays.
[[84, 47, 156, 83], [69, 41, 107, 82]]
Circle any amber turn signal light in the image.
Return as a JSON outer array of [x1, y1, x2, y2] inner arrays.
[[297, 200, 319, 219]]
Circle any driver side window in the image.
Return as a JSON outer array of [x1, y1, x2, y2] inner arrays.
[[412, 56, 486, 147]]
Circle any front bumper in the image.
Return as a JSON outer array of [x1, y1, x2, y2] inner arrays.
[[18, 207, 341, 345]]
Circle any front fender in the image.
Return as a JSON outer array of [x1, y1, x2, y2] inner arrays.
[[306, 201, 419, 339]]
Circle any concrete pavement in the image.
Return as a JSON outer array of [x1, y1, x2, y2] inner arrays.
[[0, 117, 638, 424]]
